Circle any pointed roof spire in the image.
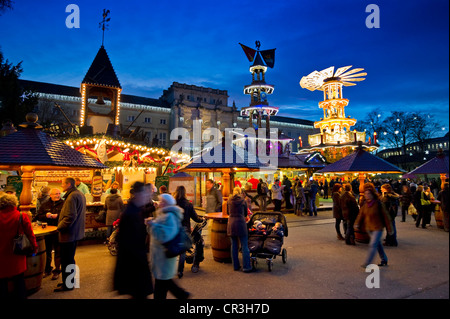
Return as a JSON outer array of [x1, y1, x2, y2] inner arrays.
[[82, 46, 121, 89], [252, 51, 266, 67]]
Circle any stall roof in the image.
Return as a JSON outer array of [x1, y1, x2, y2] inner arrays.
[[405, 152, 449, 175], [317, 145, 404, 174], [181, 143, 269, 172], [0, 117, 107, 170], [277, 152, 327, 169]]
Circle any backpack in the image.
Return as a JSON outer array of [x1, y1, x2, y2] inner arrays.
[[261, 182, 268, 195]]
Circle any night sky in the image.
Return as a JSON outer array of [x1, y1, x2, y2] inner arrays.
[[0, 0, 448, 134]]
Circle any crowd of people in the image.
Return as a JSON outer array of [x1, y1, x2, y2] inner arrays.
[[1, 171, 448, 299]]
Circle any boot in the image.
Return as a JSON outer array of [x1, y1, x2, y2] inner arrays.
[[337, 234, 345, 240]]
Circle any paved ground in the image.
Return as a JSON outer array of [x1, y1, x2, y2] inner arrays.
[[28, 201, 449, 302]]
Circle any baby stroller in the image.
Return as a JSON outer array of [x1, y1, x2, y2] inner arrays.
[[248, 212, 288, 271], [185, 219, 208, 273], [107, 219, 120, 256]]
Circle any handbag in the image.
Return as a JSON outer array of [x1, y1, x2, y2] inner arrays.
[[420, 192, 431, 206], [13, 212, 34, 256], [408, 203, 417, 215], [162, 212, 192, 258], [95, 210, 106, 223]]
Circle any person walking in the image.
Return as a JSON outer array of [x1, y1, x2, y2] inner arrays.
[[293, 179, 306, 216], [0, 193, 38, 299], [308, 180, 319, 216], [55, 177, 86, 292], [380, 184, 400, 246], [36, 188, 64, 280], [400, 184, 413, 222], [257, 178, 269, 212], [414, 185, 430, 229], [146, 193, 190, 299], [437, 182, 449, 232], [205, 179, 223, 214], [282, 176, 293, 209], [104, 188, 124, 238], [331, 183, 345, 240], [340, 183, 359, 245], [323, 179, 329, 199], [227, 187, 252, 273], [355, 183, 393, 268], [271, 178, 283, 211], [114, 182, 153, 299], [174, 186, 205, 277]]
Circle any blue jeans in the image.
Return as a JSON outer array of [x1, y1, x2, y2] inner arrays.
[[231, 235, 251, 271], [364, 230, 388, 266], [309, 196, 317, 215]]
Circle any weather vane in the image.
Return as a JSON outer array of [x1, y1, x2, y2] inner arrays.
[[99, 9, 110, 46]]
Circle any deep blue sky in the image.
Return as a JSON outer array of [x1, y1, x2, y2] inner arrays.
[[0, 0, 448, 134]]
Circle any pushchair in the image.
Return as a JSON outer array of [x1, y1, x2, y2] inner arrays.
[[185, 219, 208, 273], [248, 212, 288, 271], [107, 219, 120, 256]]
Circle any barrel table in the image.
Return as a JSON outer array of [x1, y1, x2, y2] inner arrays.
[[205, 212, 232, 263], [25, 225, 58, 294]]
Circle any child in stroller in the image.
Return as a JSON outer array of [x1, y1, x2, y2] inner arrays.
[[181, 219, 208, 275], [107, 218, 120, 256], [248, 212, 288, 271]]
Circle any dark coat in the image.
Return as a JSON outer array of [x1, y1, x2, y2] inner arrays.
[[114, 200, 153, 298], [36, 198, 64, 226], [177, 197, 203, 231], [332, 191, 343, 219], [340, 191, 359, 221], [57, 187, 86, 243], [227, 195, 249, 237], [104, 193, 124, 226]]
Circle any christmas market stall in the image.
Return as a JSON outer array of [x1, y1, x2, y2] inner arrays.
[[316, 142, 405, 242]]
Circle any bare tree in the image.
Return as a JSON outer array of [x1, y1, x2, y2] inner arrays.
[[409, 112, 441, 152], [0, 0, 13, 15]]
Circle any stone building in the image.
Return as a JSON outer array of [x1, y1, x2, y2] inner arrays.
[[19, 45, 317, 153]]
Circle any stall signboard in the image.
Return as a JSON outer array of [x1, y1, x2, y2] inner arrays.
[[91, 174, 103, 200]]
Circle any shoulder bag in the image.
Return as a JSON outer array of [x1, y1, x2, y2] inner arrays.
[[162, 211, 192, 258], [13, 212, 34, 256]]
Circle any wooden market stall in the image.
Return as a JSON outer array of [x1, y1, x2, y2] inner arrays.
[[316, 142, 405, 243]]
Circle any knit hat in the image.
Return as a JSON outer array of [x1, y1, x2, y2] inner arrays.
[[159, 193, 176, 206]]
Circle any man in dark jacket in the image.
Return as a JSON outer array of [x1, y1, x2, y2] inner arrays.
[[55, 177, 86, 292], [437, 182, 449, 232], [340, 184, 359, 245], [282, 176, 293, 209], [36, 188, 64, 280]]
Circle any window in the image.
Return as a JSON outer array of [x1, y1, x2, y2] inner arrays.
[[144, 117, 152, 123], [160, 119, 167, 125], [127, 115, 135, 122], [159, 132, 167, 146]]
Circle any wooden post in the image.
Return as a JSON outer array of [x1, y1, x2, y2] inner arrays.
[[19, 165, 35, 220], [358, 172, 366, 205], [221, 170, 231, 215]]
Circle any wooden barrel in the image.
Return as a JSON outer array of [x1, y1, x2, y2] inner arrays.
[[435, 205, 444, 229], [354, 229, 370, 244], [210, 219, 231, 263], [24, 236, 46, 294]]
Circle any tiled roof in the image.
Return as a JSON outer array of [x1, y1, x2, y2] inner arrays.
[[318, 147, 405, 173], [277, 153, 326, 169], [0, 127, 107, 169], [407, 154, 449, 175], [82, 46, 121, 89]]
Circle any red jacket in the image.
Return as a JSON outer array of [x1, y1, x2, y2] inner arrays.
[[0, 206, 38, 278]]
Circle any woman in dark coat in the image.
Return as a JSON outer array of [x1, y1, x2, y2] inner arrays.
[[332, 183, 346, 240], [340, 183, 359, 245], [227, 187, 252, 272], [400, 185, 413, 222], [113, 182, 153, 299], [174, 185, 205, 277]]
